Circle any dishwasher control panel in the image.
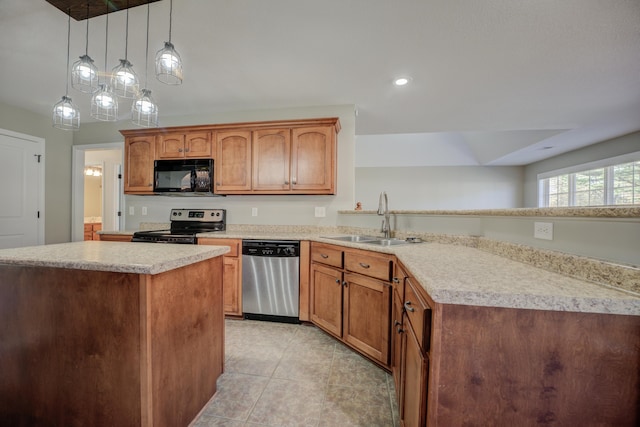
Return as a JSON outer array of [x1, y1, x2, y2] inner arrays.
[[242, 240, 300, 257]]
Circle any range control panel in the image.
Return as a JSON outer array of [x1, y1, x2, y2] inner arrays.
[[170, 208, 226, 223]]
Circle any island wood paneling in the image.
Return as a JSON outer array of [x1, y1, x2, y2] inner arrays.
[[0, 257, 224, 427]]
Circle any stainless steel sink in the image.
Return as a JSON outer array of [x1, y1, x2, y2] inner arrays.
[[322, 235, 380, 242], [363, 239, 409, 246]]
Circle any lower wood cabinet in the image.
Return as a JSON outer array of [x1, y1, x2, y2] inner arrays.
[[398, 275, 430, 427], [84, 223, 101, 241], [199, 238, 242, 317], [97, 233, 132, 242], [310, 242, 393, 367]]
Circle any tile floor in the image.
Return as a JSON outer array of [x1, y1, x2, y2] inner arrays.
[[191, 319, 399, 427]]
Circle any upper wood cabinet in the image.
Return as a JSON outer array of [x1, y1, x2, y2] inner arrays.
[[157, 132, 213, 159], [252, 128, 291, 191], [123, 135, 155, 194], [215, 130, 252, 192], [291, 126, 335, 193], [120, 117, 340, 195]]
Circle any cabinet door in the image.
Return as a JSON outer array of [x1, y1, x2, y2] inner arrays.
[[343, 272, 391, 366], [124, 136, 155, 193], [223, 256, 242, 316], [186, 132, 213, 158], [401, 325, 428, 427], [215, 131, 252, 193], [252, 128, 291, 191], [310, 263, 343, 338], [392, 292, 404, 402], [290, 126, 335, 194], [157, 133, 186, 158]]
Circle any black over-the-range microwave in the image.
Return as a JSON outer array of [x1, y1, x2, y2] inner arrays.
[[154, 158, 215, 194]]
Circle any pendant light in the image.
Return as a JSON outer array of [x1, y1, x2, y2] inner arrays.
[[53, 9, 80, 131], [71, 3, 99, 94], [91, 8, 118, 121], [132, 3, 158, 127], [155, 0, 183, 85], [111, 2, 139, 98]]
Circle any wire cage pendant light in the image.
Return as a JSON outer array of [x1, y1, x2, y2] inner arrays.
[[53, 10, 80, 130], [111, 3, 139, 98], [155, 0, 183, 85], [132, 3, 158, 127], [91, 8, 118, 121], [71, 4, 99, 94]]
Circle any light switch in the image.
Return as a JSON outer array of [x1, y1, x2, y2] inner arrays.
[[315, 207, 326, 217], [252, 207, 258, 217], [129, 207, 135, 215]]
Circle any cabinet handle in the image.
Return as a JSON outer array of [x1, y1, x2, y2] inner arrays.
[[185, 148, 190, 152], [394, 320, 402, 327], [148, 183, 152, 187], [216, 182, 221, 186], [404, 301, 415, 312], [284, 180, 289, 185], [359, 262, 370, 269], [342, 281, 348, 287], [178, 148, 183, 152], [320, 254, 329, 259], [393, 277, 400, 283], [335, 279, 341, 284], [292, 177, 297, 185], [396, 325, 404, 334]]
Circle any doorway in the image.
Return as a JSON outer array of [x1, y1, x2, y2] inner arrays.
[[71, 143, 124, 242]]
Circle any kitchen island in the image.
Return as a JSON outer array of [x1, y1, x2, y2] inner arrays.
[[0, 241, 229, 427]]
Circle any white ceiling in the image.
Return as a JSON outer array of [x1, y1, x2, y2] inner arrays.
[[1, 0, 639, 166]]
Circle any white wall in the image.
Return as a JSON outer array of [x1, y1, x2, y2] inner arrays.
[[355, 166, 523, 210]]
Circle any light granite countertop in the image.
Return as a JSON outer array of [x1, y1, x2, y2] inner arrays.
[[0, 241, 229, 275], [98, 226, 639, 316], [198, 230, 640, 316]]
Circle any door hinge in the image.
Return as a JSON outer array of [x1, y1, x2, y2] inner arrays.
[[37, 211, 40, 218], [117, 211, 122, 217], [34, 154, 42, 163], [118, 173, 122, 179]]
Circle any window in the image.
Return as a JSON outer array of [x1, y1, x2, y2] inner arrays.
[[539, 154, 640, 207]]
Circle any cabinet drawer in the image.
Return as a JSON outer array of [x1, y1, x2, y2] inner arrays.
[[344, 251, 392, 282], [404, 278, 431, 352], [311, 243, 343, 268], [199, 238, 240, 257]]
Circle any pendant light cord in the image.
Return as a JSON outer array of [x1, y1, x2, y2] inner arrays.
[[144, 3, 150, 87], [168, 0, 173, 43], [103, 5, 109, 81], [124, 1, 130, 59], [84, 3, 90, 56], [65, 9, 71, 95]]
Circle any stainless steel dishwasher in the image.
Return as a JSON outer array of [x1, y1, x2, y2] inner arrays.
[[242, 240, 300, 323]]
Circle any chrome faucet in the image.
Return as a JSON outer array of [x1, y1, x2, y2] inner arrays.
[[377, 191, 391, 238]]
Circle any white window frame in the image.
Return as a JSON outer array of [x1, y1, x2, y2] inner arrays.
[[538, 151, 640, 207]]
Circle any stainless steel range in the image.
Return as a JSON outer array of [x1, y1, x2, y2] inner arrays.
[[131, 208, 226, 244]]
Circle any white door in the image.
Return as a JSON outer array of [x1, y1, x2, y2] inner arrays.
[[0, 131, 44, 249]]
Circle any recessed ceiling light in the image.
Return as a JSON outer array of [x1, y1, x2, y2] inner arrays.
[[394, 77, 411, 86]]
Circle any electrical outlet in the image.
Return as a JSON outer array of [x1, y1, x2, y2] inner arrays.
[[315, 207, 326, 217], [251, 207, 258, 217], [534, 222, 553, 240], [129, 206, 135, 215], [142, 207, 147, 216]]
